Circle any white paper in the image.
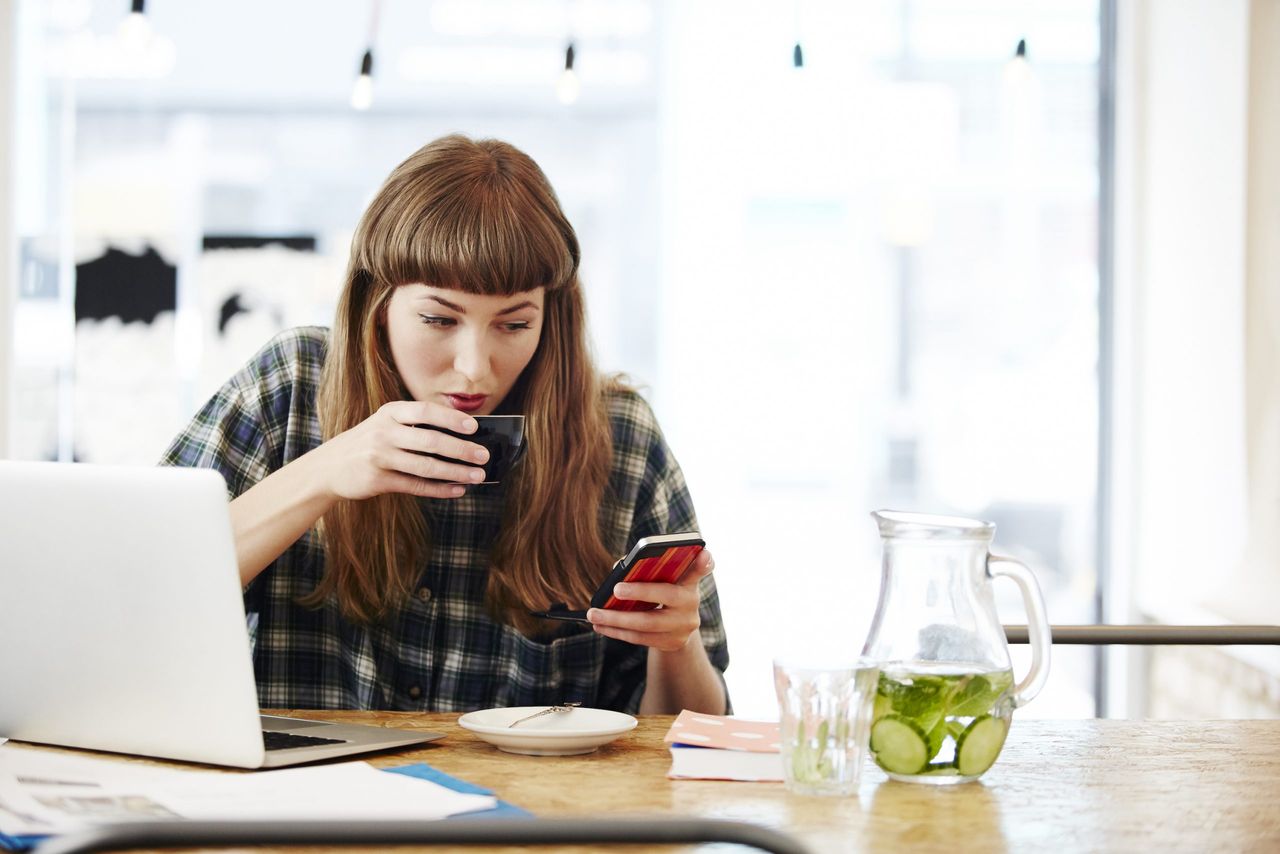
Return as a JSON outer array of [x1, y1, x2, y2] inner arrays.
[[0, 746, 192, 835], [158, 762, 494, 821], [0, 745, 495, 837]]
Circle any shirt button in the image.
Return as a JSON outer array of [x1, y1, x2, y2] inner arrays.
[[408, 685, 422, 700], [416, 587, 432, 602]]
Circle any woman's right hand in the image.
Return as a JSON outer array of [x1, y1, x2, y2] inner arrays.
[[316, 401, 490, 501]]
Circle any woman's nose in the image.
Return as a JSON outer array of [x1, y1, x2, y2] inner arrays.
[[452, 332, 490, 382]]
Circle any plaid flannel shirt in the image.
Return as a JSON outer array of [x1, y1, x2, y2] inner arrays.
[[160, 327, 729, 712]]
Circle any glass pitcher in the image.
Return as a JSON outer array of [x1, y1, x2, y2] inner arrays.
[[860, 510, 1051, 785]]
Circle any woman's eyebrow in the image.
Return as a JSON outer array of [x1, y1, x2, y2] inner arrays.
[[424, 295, 467, 312], [422, 295, 539, 316], [495, 300, 540, 316]]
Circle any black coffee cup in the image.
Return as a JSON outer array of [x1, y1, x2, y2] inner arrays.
[[418, 415, 526, 485]]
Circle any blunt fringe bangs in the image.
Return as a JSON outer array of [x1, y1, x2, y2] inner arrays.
[[355, 135, 580, 298]]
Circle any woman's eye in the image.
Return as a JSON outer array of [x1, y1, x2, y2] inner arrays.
[[502, 321, 532, 333], [418, 315, 456, 328]]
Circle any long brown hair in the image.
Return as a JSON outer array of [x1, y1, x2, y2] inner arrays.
[[308, 134, 617, 634]]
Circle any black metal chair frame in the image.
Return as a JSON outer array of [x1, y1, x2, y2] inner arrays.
[[36, 817, 811, 854]]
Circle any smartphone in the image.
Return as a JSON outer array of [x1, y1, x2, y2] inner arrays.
[[532, 532, 706, 624]]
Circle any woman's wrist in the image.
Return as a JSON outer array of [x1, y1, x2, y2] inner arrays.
[[650, 629, 702, 662], [640, 630, 725, 715], [298, 441, 343, 504]]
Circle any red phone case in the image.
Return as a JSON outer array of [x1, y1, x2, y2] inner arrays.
[[598, 544, 704, 611], [531, 532, 705, 623]]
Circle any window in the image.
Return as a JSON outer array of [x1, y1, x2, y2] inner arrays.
[[657, 0, 1102, 717]]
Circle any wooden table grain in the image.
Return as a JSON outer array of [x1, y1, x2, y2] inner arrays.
[[15, 713, 1280, 853]]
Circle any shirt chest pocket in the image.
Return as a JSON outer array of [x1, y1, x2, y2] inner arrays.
[[492, 627, 607, 709]]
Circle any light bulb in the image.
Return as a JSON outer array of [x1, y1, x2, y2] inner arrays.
[[556, 68, 580, 105], [1003, 38, 1032, 89], [351, 73, 373, 110], [117, 11, 151, 52], [350, 49, 374, 110], [556, 41, 579, 105]]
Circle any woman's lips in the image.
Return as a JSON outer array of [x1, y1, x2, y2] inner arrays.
[[446, 394, 488, 412]]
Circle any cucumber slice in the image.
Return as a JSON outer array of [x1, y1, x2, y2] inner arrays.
[[955, 715, 1009, 777], [870, 715, 929, 775]]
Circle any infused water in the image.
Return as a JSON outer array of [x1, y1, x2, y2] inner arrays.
[[869, 662, 1015, 784]]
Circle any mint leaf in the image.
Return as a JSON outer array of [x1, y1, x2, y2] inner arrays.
[[947, 672, 1016, 718], [881, 673, 948, 732], [882, 674, 944, 716]]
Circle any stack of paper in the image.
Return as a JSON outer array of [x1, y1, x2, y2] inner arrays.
[[0, 744, 496, 841], [664, 710, 783, 782]]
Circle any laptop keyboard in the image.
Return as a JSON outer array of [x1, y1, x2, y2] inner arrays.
[[263, 730, 348, 751]]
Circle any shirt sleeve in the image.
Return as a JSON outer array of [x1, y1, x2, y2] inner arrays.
[[603, 392, 732, 715], [157, 378, 275, 500], [157, 330, 313, 497]]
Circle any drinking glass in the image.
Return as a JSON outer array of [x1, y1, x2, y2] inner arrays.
[[773, 658, 878, 796]]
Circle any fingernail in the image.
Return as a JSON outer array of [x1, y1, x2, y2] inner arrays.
[[462, 418, 478, 432], [450, 486, 465, 496], [472, 447, 489, 463], [613, 583, 630, 596], [469, 469, 485, 482]]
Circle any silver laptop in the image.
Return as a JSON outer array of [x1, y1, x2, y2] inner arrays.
[[0, 461, 443, 768]]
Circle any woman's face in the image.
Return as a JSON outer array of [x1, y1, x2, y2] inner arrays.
[[383, 284, 545, 415]]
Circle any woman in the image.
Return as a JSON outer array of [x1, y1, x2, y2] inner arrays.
[[161, 134, 729, 715]]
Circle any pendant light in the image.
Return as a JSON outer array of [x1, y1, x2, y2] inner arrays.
[[118, 0, 153, 51], [351, 0, 381, 111], [557, 40, 580, 105]]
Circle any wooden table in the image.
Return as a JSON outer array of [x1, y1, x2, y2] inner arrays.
[[18, 713, 1280, 853]]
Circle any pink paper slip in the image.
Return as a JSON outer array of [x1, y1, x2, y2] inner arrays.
[[664, 710, 781, 753]]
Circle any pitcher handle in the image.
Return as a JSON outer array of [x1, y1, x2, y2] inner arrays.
[[987, 554, 1051, 708]]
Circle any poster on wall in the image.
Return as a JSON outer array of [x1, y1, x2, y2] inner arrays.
[[195, 235, 343, 403], [53, 237, 343, 465], [73, 240, 184, 465]]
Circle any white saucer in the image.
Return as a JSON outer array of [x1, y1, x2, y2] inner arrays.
[[457, 706, 638, 756]]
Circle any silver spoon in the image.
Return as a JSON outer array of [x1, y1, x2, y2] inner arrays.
[[507, 702, 582, 728]]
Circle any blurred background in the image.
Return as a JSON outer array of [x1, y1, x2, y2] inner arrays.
[[1, 0, 1276, 720]]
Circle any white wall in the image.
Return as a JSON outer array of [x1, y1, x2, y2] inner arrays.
[[1120, 0, 1249, 611], [1114, 0, 1280, 703], [1233, 0, 1280, 623]]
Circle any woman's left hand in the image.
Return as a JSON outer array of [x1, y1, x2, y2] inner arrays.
[[587, 549, 715, 652]]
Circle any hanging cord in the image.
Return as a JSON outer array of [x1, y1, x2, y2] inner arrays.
[[366, 0, 383, 51], [792, 0, 804, 68]]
